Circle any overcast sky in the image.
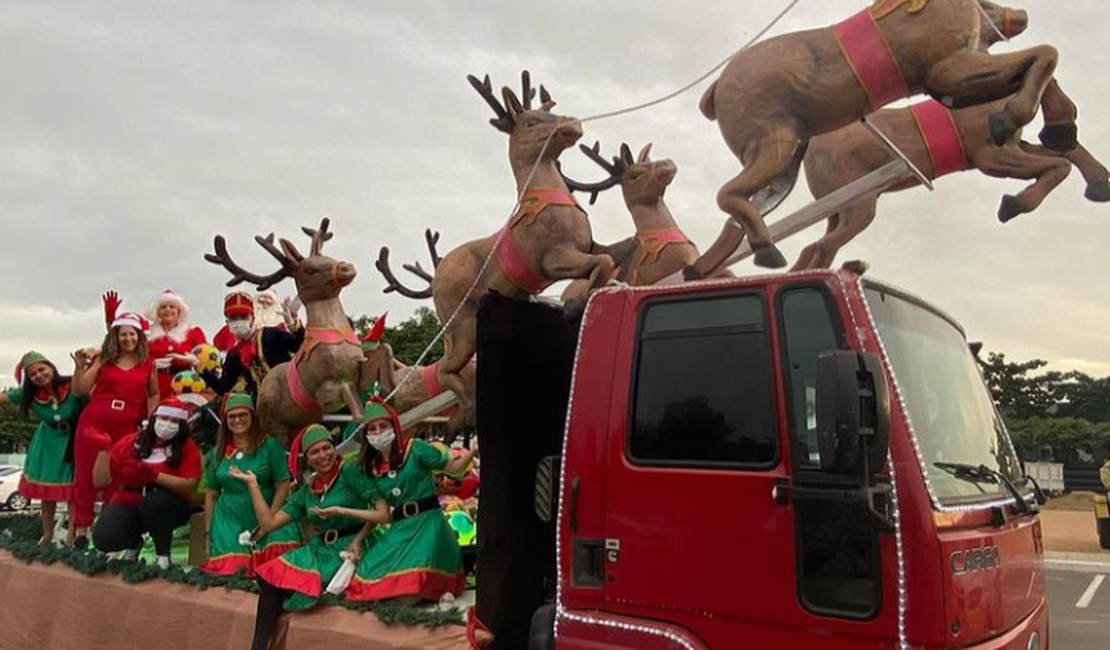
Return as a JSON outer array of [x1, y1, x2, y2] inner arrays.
[[1, 0, 1108, 388]]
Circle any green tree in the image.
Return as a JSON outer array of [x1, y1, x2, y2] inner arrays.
[[354, 307, 444, 366], [1054, 372, 1110, 422], [978, 352, 1066, 420], [1007, 417, 1110, 465], [0, 403, 36, 454]]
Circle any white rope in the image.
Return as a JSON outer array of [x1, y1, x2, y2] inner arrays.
[[380, 0, 805, 405], [976, 1, 1010, 44]]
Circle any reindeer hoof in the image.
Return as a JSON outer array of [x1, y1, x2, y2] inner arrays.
[[1085, 179, 1110, 203], [753, 245, 788, 269], [1039, 123, 1078, 152], [682, 265, 704, 281], [989, 112, 1018, 146], [997, 195, 1024, 223]]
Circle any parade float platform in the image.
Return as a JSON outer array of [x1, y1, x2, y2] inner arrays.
[[0, 551, 470, 650]]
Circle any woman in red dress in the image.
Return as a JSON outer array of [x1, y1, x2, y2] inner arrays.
[[145, 288, 208, 400], [71, 308, 158, 548]]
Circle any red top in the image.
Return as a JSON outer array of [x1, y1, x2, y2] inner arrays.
[[108, 432, 202, 506], [89, 360, 155, 420], [148, 326, 208, 399]]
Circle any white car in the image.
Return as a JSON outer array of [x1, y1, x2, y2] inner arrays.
[[0, 465, 29, 511]]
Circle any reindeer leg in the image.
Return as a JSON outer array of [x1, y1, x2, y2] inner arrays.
[[810, 199, 877, 269], [1021, 141, 1110, 203], [436, 316, 478, 415], [926, 46, 1062, 147], [341, 383, 363, 423], [973, 145, 1072, 222], [1037, 80, 1079, 152], [688, 220, 745, 280], [542, 247, 615, 318]]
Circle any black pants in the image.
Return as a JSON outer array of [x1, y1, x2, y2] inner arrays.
[[92, 486, 193, 556], [252, 578, 290, 650]]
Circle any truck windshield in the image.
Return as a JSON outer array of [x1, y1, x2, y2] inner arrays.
[[864, 284, 1026, 505]]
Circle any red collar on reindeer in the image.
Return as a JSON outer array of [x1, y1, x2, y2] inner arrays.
[[491, 187, 583, 295], [833, 7, 913, 111], [909, 100, 968, 178]]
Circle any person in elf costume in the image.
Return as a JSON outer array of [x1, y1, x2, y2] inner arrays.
[[145, 288, 208, 400], [201, 393, 301, 577], [71, 297, 159, 548], [0, 352, 84, 544], [89, 396, 202, 568], [230, 424, 390, 650], [347, 398, 475, 604], [202, 291, 303, 397]]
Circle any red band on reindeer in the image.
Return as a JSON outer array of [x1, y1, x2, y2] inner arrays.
[[834, 9, 910, 111], [421, 363, 444, 399], [287, 361, 324, 414], [910, 100, 968, 178], [493, 228, 553, 295]]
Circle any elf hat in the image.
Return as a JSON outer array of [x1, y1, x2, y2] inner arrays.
[[361, 313, 388, 351], [147, 288, 190, 322], [288, 424, 334, 478], [14, 351, 52, 384], [221, 392, 255, 418], [223, 291, 255, 319]]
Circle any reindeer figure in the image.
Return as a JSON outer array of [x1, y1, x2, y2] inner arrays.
[[361, 342, 477, 436], [793, 82, 1110, 270], [563, 142, 732, 287], [689, 0, 1072, 277], [377, 71, 614, 418], [206, 218, 365, 446]]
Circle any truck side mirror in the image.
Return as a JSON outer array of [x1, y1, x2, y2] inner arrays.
[[816, 351, 891, 480]]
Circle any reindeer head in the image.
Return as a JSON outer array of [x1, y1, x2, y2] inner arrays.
[[205, 218, 357, 304], [563, 142, 678, 207], [978, 1, 1027, 47], [468, 71, 583, 170]]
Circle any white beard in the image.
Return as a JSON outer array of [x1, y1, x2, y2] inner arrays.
[[256, 304, 284, 329]]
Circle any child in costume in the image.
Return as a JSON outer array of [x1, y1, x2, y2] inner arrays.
[[71, 300, 159, 548], [89, 396, 202, 569], [146, 288, 208, 400], [347, 399, 475, 604], [0, 352, 84, 544], [201, 393, 300, 577], [230, 425, 389, 650]]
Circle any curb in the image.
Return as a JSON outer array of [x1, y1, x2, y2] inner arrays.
[[1044, 552, 1110, 574]]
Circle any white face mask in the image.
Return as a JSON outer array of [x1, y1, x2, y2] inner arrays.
[[228, 319, 254, 339], [366, 429, 395, 451], [154, 420, 180, 441]]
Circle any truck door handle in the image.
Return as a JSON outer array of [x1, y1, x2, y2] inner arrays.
[[569, 476, 581, 534]]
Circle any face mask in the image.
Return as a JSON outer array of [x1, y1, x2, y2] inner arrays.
[[228, 320, 254, 339], [366, 429, 395, 451], [154, 420, 180, 441]]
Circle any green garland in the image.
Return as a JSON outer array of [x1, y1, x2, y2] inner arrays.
[[0, 514, 462, 627]]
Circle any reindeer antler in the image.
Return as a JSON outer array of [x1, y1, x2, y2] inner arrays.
[[424, 229, 442, 269], [206, 234, 295, 290], [559, 141, 628, 205], [376, 247, 433, 300], [302, 217, 334, 256], [468, 73, 514, 134]]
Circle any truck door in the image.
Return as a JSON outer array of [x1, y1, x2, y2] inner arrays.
[[776, 284, 896, 643], [601, 290, 796, 644]]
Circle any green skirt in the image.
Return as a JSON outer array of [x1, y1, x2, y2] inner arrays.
[[19, 423, 74, 501], [347, 510, 465, 602], [201, 492, 302, 577], [255, 531, 365, 610]]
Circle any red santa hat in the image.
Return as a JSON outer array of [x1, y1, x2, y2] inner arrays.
[[112, 311, 150, 333], [223, 291, 255, 318], [152, 396, 197, 423], [147, 288, 190, 322]]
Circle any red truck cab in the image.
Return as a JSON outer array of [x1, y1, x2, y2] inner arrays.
[[543, 267, 1047, 650]]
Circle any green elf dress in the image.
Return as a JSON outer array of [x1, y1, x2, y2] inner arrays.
[[255, 450, 381, 610], [4, 353, 83, 502], [348, 401, 465, 602], [201, 435, 302, 577]]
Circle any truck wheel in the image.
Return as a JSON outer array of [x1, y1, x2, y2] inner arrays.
[[528, 604, 556, 650]]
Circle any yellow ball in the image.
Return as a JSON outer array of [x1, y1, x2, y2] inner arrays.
[[171, 370, 206, 395], [192, 344, 221, 373]]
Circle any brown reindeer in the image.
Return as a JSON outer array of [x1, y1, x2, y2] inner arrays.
[[688, 0, 1072, 276], [206, 218, 365, 446], [376, 71, 614, 417], [792, 83, 1110, 270], [361, 342, 476, 436], [562, 142, 732, 289]]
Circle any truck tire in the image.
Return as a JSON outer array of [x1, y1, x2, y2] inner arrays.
[[527, 604, 556, 650]]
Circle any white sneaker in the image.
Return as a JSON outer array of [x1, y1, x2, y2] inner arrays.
[[155, 555, 171, 570], [121, 548, 139, 562]]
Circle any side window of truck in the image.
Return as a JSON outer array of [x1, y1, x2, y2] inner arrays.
[[781, 287, 880, 620], [629, 294, 776, 468]]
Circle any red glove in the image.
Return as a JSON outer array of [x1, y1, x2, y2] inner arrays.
[[102, 290, 122, 331], [116, 456, 159, 488], [84, 427, 114, 453]]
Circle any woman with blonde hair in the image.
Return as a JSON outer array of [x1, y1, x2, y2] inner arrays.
[[145, 288, 208, 400]]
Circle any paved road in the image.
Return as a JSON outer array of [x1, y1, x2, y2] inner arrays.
[[1047, 569, 1110, 650]]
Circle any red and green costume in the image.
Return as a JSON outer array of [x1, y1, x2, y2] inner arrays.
[[4, 376, 82, 502], [201, 436, 302, 577], [348, 402, 465, 602], [255, 459, 380, 610]]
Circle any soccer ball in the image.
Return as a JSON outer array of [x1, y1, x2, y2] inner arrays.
[[171, 370, 207, 395], [192, 344, 221, 373]]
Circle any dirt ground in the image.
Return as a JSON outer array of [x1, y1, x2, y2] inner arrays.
[[1043, 491, 1101, 512]]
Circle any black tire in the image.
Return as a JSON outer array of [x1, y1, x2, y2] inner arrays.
[[527, 604, 556, 650], [6, 492, 28, 511]]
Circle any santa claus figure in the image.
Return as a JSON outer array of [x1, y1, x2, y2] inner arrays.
[[146, 289, 208, 400]]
